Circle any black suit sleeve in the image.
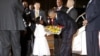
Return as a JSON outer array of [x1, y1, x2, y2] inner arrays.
[[42, 11, 47, 24], [87, 0, 100, 23], [69, 9, 78, 20]]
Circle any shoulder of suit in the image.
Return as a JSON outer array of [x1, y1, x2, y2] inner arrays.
[[40, 10, 45, 12], [62, 6, 68, 9], [57, 11, 66, 16], [30, 9, 34, 12], [71, 8, 77, 11]]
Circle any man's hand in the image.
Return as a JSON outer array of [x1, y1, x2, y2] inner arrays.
[[83, 20, 88, 26]]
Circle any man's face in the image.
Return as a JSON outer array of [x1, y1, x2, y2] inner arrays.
[[48, 12, 56, 19], [56, 0, 63, 7], [34, 3, 40, 10], [29, 5, 33, 10], [67, 0, 74, 8], [22, 2, 28, 8]]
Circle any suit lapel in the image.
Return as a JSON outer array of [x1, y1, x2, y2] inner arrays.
[[39, 10, 42, 16], [87, 0, 93, 8], [67, 8, 73, 14], [33, 10, 35, 18]]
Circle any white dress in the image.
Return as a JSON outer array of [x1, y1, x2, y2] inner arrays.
[[32, 24, 50, 56]]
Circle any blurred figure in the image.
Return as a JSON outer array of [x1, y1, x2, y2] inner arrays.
[[22, 1, 31, 25], [83, 0, 100, 56], [30, 2, 47, 56], [29, 4, 33, 10], [66, 0, 78, 20], [48, 9, 77, 56], [53, 0, 68, 56], [22, 1, 28, 8], [21, 1, 32, 56], [0, 0, 25, 56], [31, 2, 47, 25], [56, 0, 68, 12]]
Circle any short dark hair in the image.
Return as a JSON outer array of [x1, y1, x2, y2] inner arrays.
[[35, 16, 43, 24]]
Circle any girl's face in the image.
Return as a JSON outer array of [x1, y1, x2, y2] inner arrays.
[[40, 20, 44, 24]]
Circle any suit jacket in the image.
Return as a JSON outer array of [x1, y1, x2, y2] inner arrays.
[[67, 8, 78, 20], [86, 0, 100, 31], [29, 10, 47, 31], [23, 8, 31, 26], [57, 6, 68, 13], [54, 11, 77, 43], [0, 0, 25, 30], [30, 10, 47, 24]]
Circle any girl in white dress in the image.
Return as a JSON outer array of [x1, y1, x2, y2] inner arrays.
[[32, 17, 50, 56]]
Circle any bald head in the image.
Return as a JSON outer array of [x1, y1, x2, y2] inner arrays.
[[66, 0, 75, 8], [48, 9, 56, 19], [34, 2, 41, 10]]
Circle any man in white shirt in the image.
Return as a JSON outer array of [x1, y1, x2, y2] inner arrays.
[[30, 2, 47, 24], [66, 0, 78, 20]]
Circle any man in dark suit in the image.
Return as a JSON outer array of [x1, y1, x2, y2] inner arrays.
[[66, 0, 78, 20], [30, 2, 47, 25], [21, 1, 32, 56], [22, 1, 31, 26], [53, 0, 68, 56], [48, 10, 77, 56], [0, 0, 25, 56], [83, 0, 100, 56], [56, 0, 68, 13]]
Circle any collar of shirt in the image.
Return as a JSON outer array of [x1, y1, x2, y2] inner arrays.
[[66, 6, 74, 13], [57, 6, 62, 11], [35, 10, 39, 12], [87, 0, 92, 7], [89, 0, 92, 4], [56, 14, 58, 19]]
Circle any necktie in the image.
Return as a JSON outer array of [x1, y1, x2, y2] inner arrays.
[[35, 11, 39, 18]]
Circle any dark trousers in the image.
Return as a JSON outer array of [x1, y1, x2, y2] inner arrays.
[[20, 27, 33, 56], [0, 41, 2, 56], [86, 31, 100, 56], [60, 34, 72, 56], [54, 35, 62, 56], [60, 28, 76, 56], [0, 31, 21, 56]]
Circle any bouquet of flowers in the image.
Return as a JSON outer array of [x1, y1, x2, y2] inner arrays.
[[45, 25, 63, 35]]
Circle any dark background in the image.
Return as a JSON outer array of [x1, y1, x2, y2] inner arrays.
[[22, 0, 89, 10], [22, 0, 89, 15]]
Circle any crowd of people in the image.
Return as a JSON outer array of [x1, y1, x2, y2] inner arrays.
[[0, 0, 100, 56]]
